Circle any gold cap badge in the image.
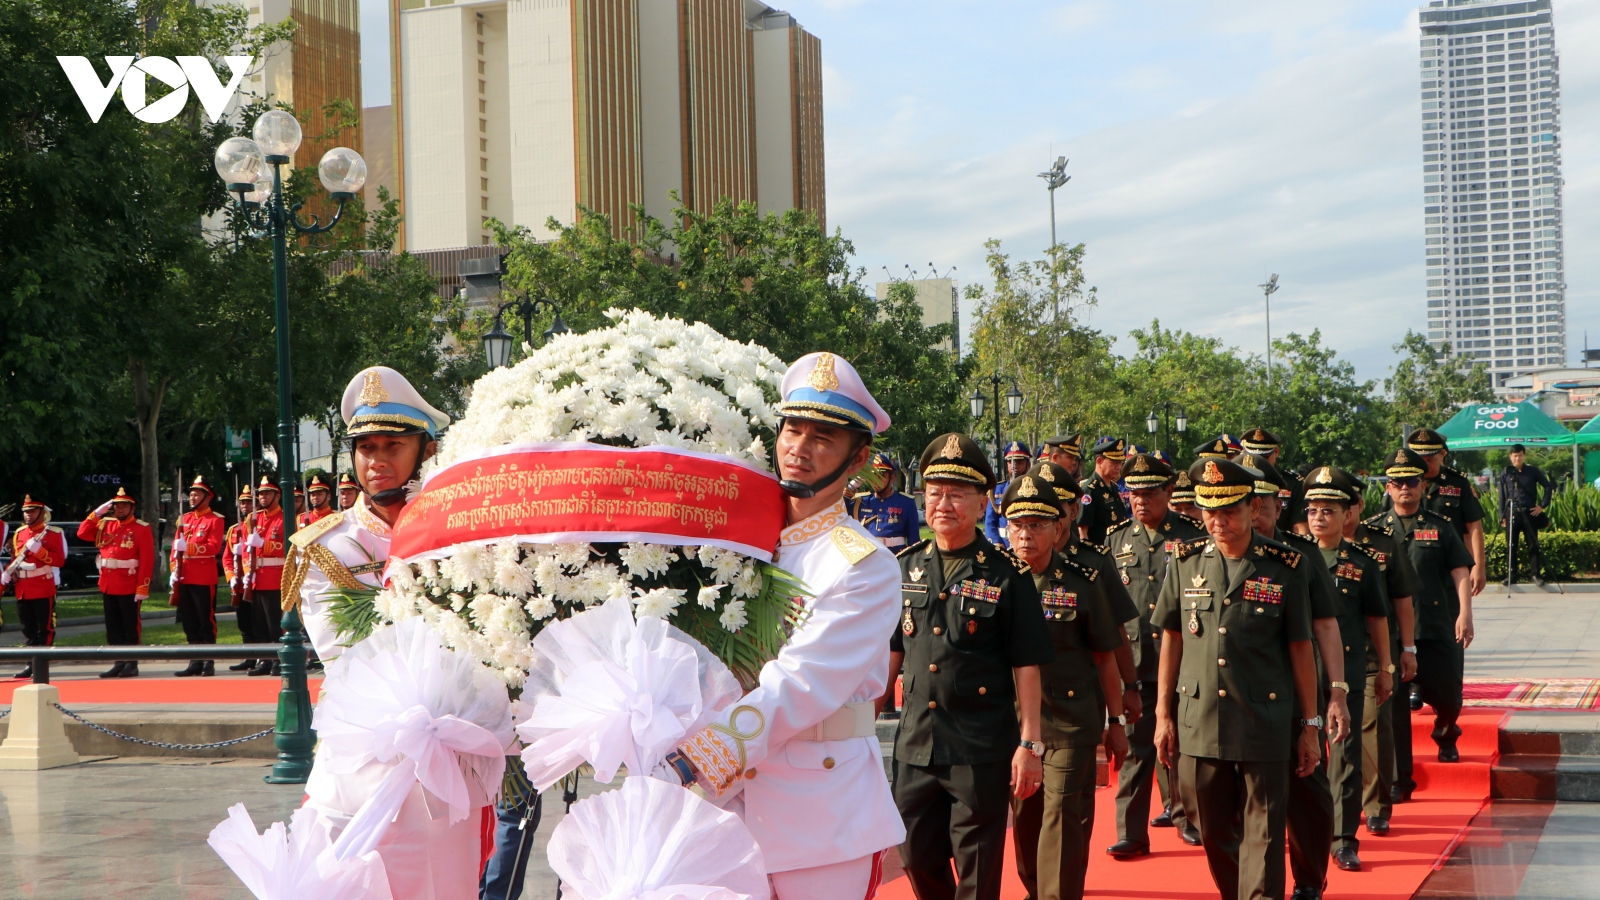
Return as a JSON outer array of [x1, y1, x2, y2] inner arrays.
[[807, 352, 840, 392], [1203, 460, 1223, 484], [1018, 478, 1038, 497], [1316, 467, 1332, 484], [358, 369, 390, 406], [941, 433, 962, 459]]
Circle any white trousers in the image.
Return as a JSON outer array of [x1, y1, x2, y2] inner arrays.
[[769, 852, 884, 900]]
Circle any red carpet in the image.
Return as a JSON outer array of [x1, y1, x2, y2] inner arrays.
[[877, 710, 1501, 900], [1462, 677, 1600, 710], [0, 676, 319, 704]]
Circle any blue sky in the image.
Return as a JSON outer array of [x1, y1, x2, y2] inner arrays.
[[360, 0, 1600, 384]]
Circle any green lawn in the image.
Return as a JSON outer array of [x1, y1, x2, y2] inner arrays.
[[56, 623, 246, 647]]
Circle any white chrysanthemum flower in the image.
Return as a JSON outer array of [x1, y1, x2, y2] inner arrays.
[[730, 563, 762, 599], [525, 595, 557, 620], [697, 584, 725, 609], [619, 542, 676, 579], [493, 545, 536, 597], [448, 592, 468, 613], [634, 586, 687, 619], [552, 543, 592, 569], [719, 599, 748, 632]]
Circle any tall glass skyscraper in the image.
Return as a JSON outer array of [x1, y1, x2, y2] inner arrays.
[[1420, 0, 1564, 385]]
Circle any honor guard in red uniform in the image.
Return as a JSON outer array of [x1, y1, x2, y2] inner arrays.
[[171, 475, 226, 677], [300, 473, 336, 527], [5, 495, 68, 677], [224, 486, 264, 669], [79, 486, 155, 677], [245, 476, 287, 676], [292, 484, 306, 520], [336, 472, 359, 511]]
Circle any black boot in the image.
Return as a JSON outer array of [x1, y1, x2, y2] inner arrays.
[[118, 662, 139, 678], [229, 659, 257, 672], [174, 660, 205, 677], [14, 664, 33, 680], [200, 660, 215, 677], [248, 660, 275, 676], [99, 661, 127, 679]]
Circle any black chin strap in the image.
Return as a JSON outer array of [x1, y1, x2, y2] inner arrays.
[[367, 461, 425, 508], [780, 455, 857, 499]]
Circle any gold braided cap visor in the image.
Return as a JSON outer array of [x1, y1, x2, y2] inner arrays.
[[1193, 484, 1254, 509], [1385, 464, 1426, 478], [1303, 487, 1352, 502], [777, 401, 875, 431], [1124, 473, 1174, 489], [923, 464, 988, 486], [348, 412, 433, 437], [1004, 501, 1061, 520], [1406, 441, 1445, 456]]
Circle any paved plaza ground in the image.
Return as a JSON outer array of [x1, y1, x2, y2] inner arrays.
[[1, 587, 1599, 899]]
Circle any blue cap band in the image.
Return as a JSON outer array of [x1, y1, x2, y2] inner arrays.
[[349, 401, 437, 437], [779, 386, 876, 431]]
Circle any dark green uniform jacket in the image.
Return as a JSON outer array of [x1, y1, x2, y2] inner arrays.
[[1361, 510, 1474, 643], [1034, 552, 1127, 750], [1063, 539, 1139, 628], [1153, 533, 1315, 762], [1079, 474, 1128, 546], [1350, 523, 1423, 669], [892, 532, 1056, 766], [1106, 512, 1206, 682], [1423, 465, 1485, 540], [1319, 540, 1390, 671]]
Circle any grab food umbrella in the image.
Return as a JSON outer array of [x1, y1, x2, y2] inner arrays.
[[1434, 400, 1575, 449]]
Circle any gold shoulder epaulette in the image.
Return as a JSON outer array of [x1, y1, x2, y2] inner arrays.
[[1002, 547, 1030, 572], [1059, 555, 1098, 582], [1262, 542, 1302, 569], [1175, 537, 1208, 559], [897, 539, 928, 559], [1106, 518, 1134, 537], [1353, 542, 1384, 563], [831, 526, 877, 566], [1281, 530, 1315, 546], [46, 525, 63, 534], [289, 510, 345, 549], [1361, 513, 1392, 533], [135, 519, 149, 527], [1178, 513, 1203, 529], [1082, 540, 1109, 555]]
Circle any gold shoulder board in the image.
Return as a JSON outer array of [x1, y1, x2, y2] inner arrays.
[[896, 539, 928, 559], [289, 510, 345, 549], [831, 526, 878, 566]]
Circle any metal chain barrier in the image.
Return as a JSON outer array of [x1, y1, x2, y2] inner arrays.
[[52, 703, 273, 751]]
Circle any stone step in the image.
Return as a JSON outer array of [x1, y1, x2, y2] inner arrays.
[[1491, 710, 1600, 801]]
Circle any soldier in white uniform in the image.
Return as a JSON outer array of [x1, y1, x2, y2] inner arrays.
[[657, 351, 906, 900], [288, 366, 475, 900]]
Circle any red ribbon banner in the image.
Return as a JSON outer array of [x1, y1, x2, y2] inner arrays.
[[390, 442, 786, 563]]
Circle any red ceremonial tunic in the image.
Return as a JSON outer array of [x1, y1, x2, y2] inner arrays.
[[174, 509, 226, 586], [223, 521, 250, 583], [299, 507, 336, 528], [78, 514, 155, 596], [250, 508, 287, 591], [11, 524, 67, 600]]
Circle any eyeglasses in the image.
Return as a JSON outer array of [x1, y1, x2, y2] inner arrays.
[[1008, 519, 1058, 532], [1304, 507, 1343, 518], [924, 488, 979, 507], [1389, 477, 1422, 489]]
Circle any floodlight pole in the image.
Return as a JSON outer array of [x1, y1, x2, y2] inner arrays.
[[1260, 275, 1280, 388]]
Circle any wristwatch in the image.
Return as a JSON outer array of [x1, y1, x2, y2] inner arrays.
[[1403, 645, 1418, 655], [1329, 681, 1350, 693], [1106, 715, 1127, 726], [1019, 739, 1045, 758], [1384, 664, 1398, 675], [1123, 681, 1142, 692], [1300, 716, 1324, 729]]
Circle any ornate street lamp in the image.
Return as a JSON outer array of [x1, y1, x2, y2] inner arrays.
[[480, 289, 571, 369], [215, 110, 366, 785]]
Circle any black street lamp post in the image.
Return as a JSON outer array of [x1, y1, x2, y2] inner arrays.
[[1145, 402, 1189, 460], [970, 374, 1023, 477], [215, 110, 366, 785], [481, 289, 571, 369]]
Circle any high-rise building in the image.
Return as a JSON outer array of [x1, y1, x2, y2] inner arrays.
[[876, 278, 961, 356], [393, 0, 825, 252], [1420, 0, 1564, 385]]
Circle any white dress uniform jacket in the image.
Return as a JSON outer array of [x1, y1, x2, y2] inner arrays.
[[288, 495, 392, 661], [680, 501, 907, 874]]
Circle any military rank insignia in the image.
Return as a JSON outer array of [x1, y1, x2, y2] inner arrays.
[[1040, 589, 1077, 620], [1335, 563, 1363, 582], [1414, 529, 1440, 542], [1241, 577, 1284, 604], [955, 579, 1001, 603]]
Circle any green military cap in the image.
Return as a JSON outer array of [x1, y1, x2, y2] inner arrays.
[[1042, 434, 1082, 459], [920, 433, 995, 489], [1091, 436, 1127, 461], [1405, 427, 1448, 457], [1384, 446, 1428, 479], [1188, 458, 1258, 509], [1194, 435, 1233, 460], [1302, 465, 1361, 504], [1239, 427, 1281, 454], [1170, 468, 1196, 504], [1029, 461, 1083, 504], [1000, 473, 1063, 520], [1120, 451, 1176, 489], [1237, 451, 1289, 498]]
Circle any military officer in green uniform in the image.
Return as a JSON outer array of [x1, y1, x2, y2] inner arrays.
[[1171, 469, 1199, 519], [1405, 428, 1487, 596], [1242, 427, 1305, 533], [1340, 471, 1421, 825], [1193, 436, 1232, 462], [890, 433, 1056, 900], [1080, 437, 1130, 545], [1154, 458, 1322, 900], [1003, 473, 1130, 900], [1042, 435, 1120, 556], [1105, 452, 1206, 858], [1364, 448, 1475, 764], [1301, 466, 1394, 874], [1238, 452, 1351, 900]]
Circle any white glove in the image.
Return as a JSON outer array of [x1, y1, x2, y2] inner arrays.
[[94, 501, 115, 517], [134, 593, 148, 603], [0, 571, 10, 586], [247, 533, 265, 549], [229, 543, 240, 556], [173, 537, 188, 553], [25, 536, 41, 553]]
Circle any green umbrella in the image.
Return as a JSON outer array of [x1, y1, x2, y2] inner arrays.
[[1434, 400, 1575, 449], [1574, 411, 1600, 446]]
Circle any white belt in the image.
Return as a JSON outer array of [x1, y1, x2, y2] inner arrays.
[[793, 701, 877, 741], [101, 558, 139, 570], [256, 557, 285, 567], [882, 536, 908, 548], [18, 566, 56, 579]]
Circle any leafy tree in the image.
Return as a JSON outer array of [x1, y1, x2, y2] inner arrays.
[[1261, 331, 1390, 471], [1385, 330, 1494, 433], [1090, 321, 1256, 458], [486, 200, 968, 463]]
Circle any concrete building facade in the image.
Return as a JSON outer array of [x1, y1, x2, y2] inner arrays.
[[876, 277, 961, 356], [1420, 0, 1566, 386], [394, 0, 825, 251]]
